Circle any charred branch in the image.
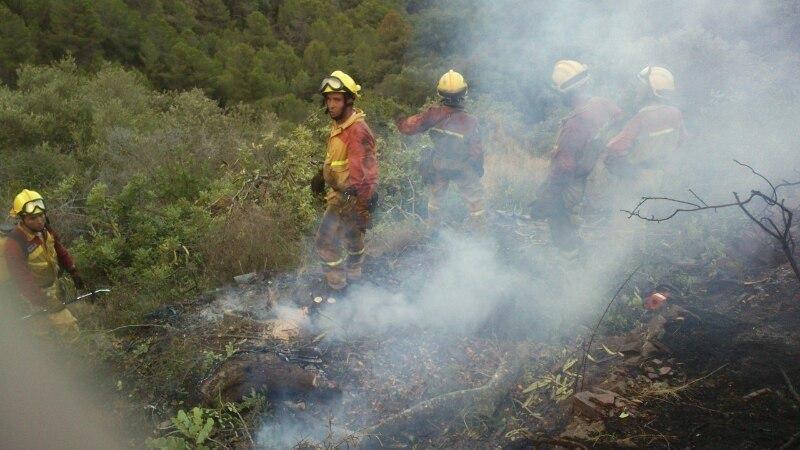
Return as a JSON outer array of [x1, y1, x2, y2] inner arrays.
[[622, 161, 800, 283]]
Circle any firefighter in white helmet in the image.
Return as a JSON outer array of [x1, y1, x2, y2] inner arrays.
[[532, 60, 622, 253], [606, 66, 687, 205]]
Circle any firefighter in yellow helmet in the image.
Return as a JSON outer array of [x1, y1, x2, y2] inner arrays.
[[396, 70, 485, 228], [532, 60, 622, 253], [313, 71, 379, 291], [3, 190, 83, 337], [606, 66, 687, 190]]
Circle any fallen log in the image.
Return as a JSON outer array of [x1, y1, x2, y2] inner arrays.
[[197, 351, 339, 405], [356, 342, 533, 445]]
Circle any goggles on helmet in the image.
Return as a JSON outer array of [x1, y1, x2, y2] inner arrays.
[[319, 76, 352, 95], [22, 199, 46, 215]]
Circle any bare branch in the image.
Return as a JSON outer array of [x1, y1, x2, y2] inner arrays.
[[688, 189, 709, 207], [735, 159, 778, 200], [625, 161, 800, 284]]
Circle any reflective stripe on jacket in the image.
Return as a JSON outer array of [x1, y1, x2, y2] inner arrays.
[[396, 105, 482, 163], [606, 103, 687, 165]]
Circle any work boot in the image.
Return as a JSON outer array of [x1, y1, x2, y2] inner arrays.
[[323, 270, 347, 291], [345, 248, 365, 282], [346, 265, 362, 281]]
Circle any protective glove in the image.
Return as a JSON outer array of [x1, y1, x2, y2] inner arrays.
[[44, 286, 65, 313], [310, 168, 326, 196], [357, 208, 371, 232], [367, 191, 381, 214], [342, 186, 358, 202]]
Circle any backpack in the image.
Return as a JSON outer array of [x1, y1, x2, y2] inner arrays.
[[427, 110, 477, 178]]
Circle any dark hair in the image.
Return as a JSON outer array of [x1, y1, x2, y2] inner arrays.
[[321, 91, 355, 107]]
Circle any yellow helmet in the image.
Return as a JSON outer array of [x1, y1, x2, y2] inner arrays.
[[552, 60, 590, 93], [437, 70, 468, 97], [320, 70, 361, 98], [11, 189, 45, 217], [638, 66, 675, 98]]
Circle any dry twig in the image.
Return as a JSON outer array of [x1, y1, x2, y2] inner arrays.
[[623, 160, 800, 283], [577, 265, 641, 392], [780, 431, 800, 450], [779, 367, 800, 406]]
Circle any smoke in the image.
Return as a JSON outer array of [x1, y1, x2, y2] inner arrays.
[[255, 1, 800, 445], [462, 0, 800, 183], [315, 232, 533, 338]]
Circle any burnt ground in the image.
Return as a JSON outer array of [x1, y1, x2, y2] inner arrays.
[[100, 215, 800, 449], [639, 265, 800, 449]]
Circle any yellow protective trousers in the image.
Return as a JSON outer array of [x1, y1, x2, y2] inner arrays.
[[427, 168, 485, 227], [315, 195, 368, 290]]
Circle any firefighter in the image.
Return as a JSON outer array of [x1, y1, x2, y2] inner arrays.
[[314, 71, 379, 291], [396, 70, 485, 228], [3, 189, 84, 337], [605, 66, 687, 197], [532, 60, 622, 252]]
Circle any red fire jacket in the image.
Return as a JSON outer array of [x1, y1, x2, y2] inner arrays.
[[550, 97, 622, 177], [323, 109, 378, 202], [4, 225, 75, 307], [396, 105, 483, 162], [606, 103, 687, 157]]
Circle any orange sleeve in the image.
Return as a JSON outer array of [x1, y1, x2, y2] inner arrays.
[[346, 124, 378, 201], [395, 107, 447, 135], [50, 228, 75, 273], [606, 114, 643, 156]]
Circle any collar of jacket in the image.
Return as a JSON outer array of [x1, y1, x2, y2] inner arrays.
[[15, 223, 47, 243], [330, 109, 366, 138], [561, 96, 603, 123]]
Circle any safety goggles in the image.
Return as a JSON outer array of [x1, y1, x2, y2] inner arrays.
[[319, 76, 351, 94], [22, 199, 46, 215]]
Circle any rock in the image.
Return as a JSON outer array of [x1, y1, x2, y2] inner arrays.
[[233, 272, 257, 285], [264, 319, 302, 340], [641, 340, 671, 358], [742, 388, 773, 401], [658, 366, 672, 376], [282, 400, 306, 411], [619, 334, 644, 355], [573, 389, 627, 419], [560, 417, 606, 441], [623, 355, 643, 367], [645, 315, 667, 340]]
